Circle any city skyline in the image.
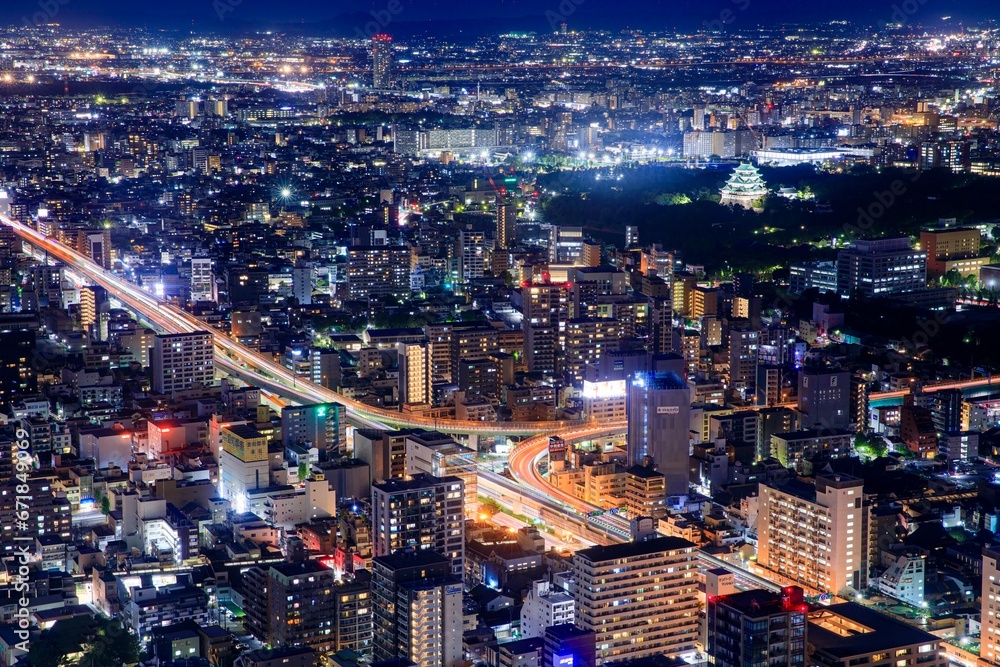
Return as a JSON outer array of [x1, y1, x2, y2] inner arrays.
[[3, 8, 1000, 667]]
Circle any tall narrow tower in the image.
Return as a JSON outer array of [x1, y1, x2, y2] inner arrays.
[[372, 34, 393, 89]]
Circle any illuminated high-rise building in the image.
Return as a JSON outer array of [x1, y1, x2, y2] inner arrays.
[[150, 331, 215, 395], [372, 34, 393, 88], [626, 370, 691, 495], [757, 473, 867, 595], [371, 473, 465, 575], [573, 536, 700, 663], [497, 202, 517, 250]]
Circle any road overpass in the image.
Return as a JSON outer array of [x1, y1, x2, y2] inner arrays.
[[0, 214, 588, 437]]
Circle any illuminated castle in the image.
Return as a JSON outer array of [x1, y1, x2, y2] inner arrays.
[[720, 162, 769, 209]]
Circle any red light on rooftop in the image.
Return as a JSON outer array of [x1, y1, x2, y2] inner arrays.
[[373, 34, 392, 42]]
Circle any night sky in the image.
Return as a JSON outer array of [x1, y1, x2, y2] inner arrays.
[[1, 0, 996, 32]]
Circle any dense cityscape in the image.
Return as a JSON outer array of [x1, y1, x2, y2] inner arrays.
[[4, 13, 1000, 667]]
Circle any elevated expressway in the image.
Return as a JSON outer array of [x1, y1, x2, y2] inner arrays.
[[4, 214, 781, 586], [0, 213, 583, 437]]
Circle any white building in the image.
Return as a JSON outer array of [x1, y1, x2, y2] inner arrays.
[[190, 257, 215, 302], [878, 554, 925, 606], [520, 580, 574, 639], [573, 536, 700, 663], [757, 473, 867, 595]]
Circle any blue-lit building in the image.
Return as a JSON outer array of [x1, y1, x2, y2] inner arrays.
[[626, 370, 691, 496]]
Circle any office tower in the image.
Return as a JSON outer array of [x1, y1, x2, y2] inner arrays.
[[458, 229, 487, 282], [371, 473, 465, 575], [243, 561, 345, 653], [398, 341, 430, 406], [571, 266, 629, 315], [573, 536, 699, 663], [292, 265, 313, 305], [797, 367, 851, 430], [920, 226, 988, 279], [543, 625, 596, 667], [626, 370, 691, 495], [150, 331, 215, 394], [219, 424, 268, 509], [548, 225, 584, 264], [522, 282, 569, 374], [372, 34, 393, 88], [311, 348, 342, 389], [520, 580, 575, 639], [190, 257, 215, 302], [0, 329, 36, 407], [757, 473, 867, 595], [706, 587, 807, 667], [836, 238, 926, 297], [347, 245, 411, 300], [728, 326, 759, 388], [371, 549, 463, 667], [281, 403, 346, 455], [982, 545, 1000, 665], [497, 202, 517, 250]]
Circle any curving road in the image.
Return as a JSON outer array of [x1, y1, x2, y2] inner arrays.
[[1, 213, 589, 437], [507, 422, 627, 514]]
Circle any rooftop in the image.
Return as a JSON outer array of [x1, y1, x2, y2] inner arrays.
[[808, 603, 938, 657]]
